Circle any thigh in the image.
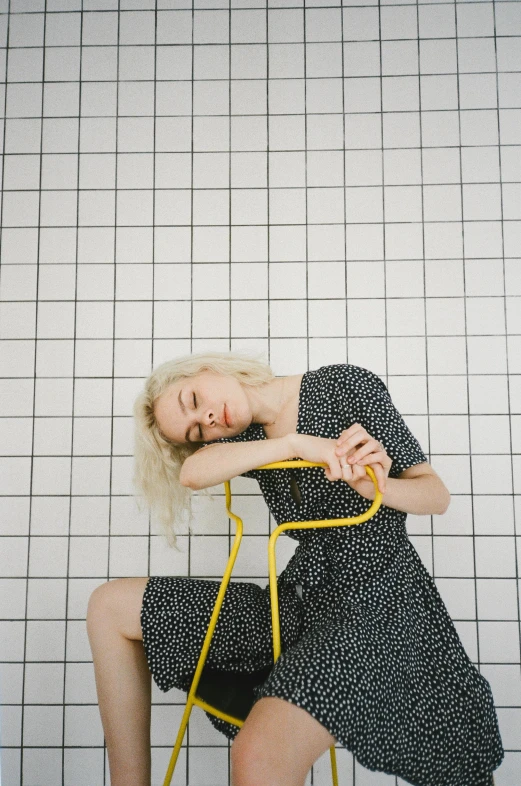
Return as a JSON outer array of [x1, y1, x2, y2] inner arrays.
[[231, 696, 336, 784]]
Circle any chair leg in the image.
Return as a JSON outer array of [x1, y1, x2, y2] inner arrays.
[[163, 696, 195, 786], [329, 744, 339, 786]]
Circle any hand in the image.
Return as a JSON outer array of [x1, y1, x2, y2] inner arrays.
[[288, 433, 355, 484], [334, 423, 392, 497]]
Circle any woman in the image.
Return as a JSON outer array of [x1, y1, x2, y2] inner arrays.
[[87, 350, 503, 786]]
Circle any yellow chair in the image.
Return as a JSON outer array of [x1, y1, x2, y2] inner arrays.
[[163, 461, 383, 786]]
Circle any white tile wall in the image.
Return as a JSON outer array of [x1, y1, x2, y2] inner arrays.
[[0, 0, 520, 784]]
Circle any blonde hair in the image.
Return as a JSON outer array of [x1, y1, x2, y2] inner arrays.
[[132, 349, 275, 550]]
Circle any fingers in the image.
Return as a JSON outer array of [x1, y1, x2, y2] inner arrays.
[[371, 461, 386, 494], [355, 452, 390, 491], [336, 424, 367, 454], [340, 459, 365, 483], [345, 439, 384, 466], [336, 423, 365, 446]]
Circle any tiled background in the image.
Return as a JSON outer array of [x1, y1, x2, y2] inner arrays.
[[0, 0, 520, 784]]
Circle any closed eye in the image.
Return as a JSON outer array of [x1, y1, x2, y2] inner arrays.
[[193, 392, 202, 439]]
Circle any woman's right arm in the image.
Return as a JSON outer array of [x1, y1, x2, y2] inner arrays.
[[180, 433, 299, 490]]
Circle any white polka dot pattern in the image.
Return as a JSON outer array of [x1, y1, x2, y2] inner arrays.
[[140, 364, 504, 786]]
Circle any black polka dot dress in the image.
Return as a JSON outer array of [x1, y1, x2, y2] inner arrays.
[[140, 364, 504, 786]]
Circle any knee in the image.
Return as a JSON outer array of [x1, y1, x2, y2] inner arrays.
[[86, 580, 115, 635], [86, 577, 148, 642], [86, 578, 130, 636], [230, 732, 280, 786]]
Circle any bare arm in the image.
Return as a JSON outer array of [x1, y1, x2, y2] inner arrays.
[[180, 433, 298, 490], [344, 461, 451, 516]]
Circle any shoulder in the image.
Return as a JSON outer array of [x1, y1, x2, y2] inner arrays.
[[315, 364, 388, 395]]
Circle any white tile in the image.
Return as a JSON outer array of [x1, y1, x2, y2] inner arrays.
[[428, 336, 467, 374], [433, 535, 475, 577], [476, 579, 518, 620], [153, 264, 192, 302], [464, 259, 505, 297], [24, 663, 64, 704], [346, 262, 385, 298], [344, 76, 380, 112], [435, 578, 476, 619], [25, 620, 65, 661], [30, 495, 70, 536], [479, 664, 521, 707], [473, 495, 515, 536], [347, 337, 387, 377], [468, 375, 510, 414], [467, 336, 507, 374], [431, 454, 471, 494], [1, 705, 22, 747], [433, 495, 473, 536], [458, 37, 496, 74], [471, 455, 513, 494], [66, 620, 93, 662], [347, 299, 385, 337], [0, 538, 28, 578], [23, 705, 64, 746], [0, 663, 24, 703], [64, 704, 104, 746], [387, 337, 427, 375], [419, 5, 456, 38], [428, 376, 468, 414], [470, 415, 511, 454], [507, 335, 521, 373], [70, 495, 111, 536], [425, 297, 465, 335], [461, 109, 498, 146], [65, 662, 98, 704], [64, 748, 105, 786], [496, 3, 521, 37], [457, 3, 495, 37], [109, 536, 149, 577], [67, 578, 104, 620], [425, 259, 464, 297], [386, 298, 425, 336], [382, 113, 418, 151], [463, 184, 502, 222], [22, 749, 62, 786], [308, 262, 346, 300], [466, 297, 506, 335], [69, 537, 109, 578], [461, 146, 500, 183], [28, 536, 69, 578], [475, 537, 517, 578], [309, 299, 347, 337], [387, 375, 427, 415], [420, 74, 458, 111], [71, 456, 111, 495], [429, 415, 470, 454], [344, 41, 380, 77], [27, 579, 67, 619], [479, 621, 520, 663]]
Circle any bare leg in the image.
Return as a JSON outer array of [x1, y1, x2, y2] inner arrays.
[[87, 577, 151, 786], [231, 696, 336, 786]]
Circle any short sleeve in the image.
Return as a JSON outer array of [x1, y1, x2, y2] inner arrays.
[[334, 365, 428, 478], [198, 422, 262, 480]]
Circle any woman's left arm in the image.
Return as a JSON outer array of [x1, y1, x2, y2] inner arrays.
[[358, 462, 451, 516], [334, 416, 450, 516]]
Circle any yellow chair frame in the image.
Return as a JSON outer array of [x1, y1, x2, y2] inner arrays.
[[163, 461, 382, 786]]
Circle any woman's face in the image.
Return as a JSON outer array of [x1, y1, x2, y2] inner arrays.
[[154, 371, 249, 445]]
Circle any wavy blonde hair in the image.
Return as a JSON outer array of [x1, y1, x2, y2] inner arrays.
[[132, 349, 275, 550]]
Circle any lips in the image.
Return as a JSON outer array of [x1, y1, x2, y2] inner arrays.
[[223, 404, 231, 427]]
